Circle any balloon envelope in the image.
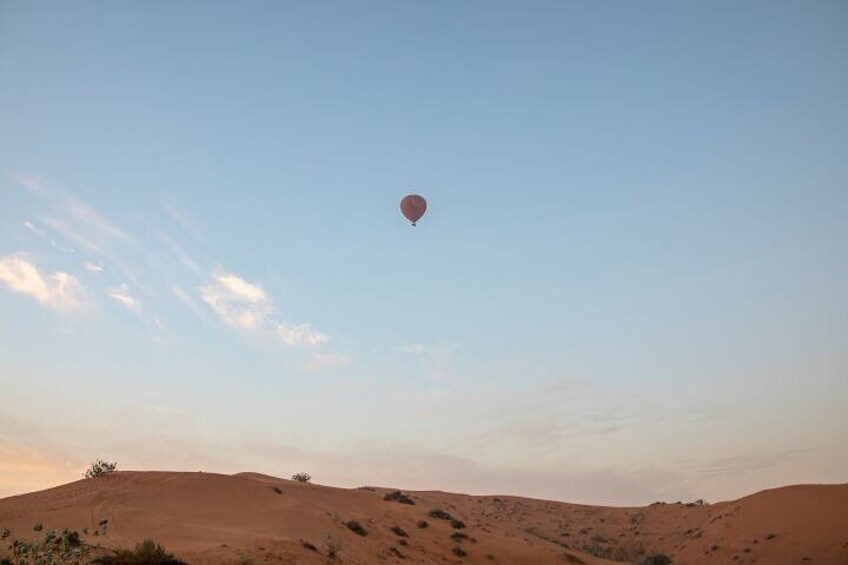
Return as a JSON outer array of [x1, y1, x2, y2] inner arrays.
[[400, 194, 427, 225]]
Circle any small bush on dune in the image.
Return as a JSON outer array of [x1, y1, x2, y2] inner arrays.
[[85, 460, 117, 479], [383, 490, 415, 505], [91, 538, 186, 565], [450, 519, 466, 530], [291, 472, 311, 483], [428, 509, 453, 520], [344, 521, 367, 536], [390, 525, 408, 537], [416, 520, 429, 529], [324, 533, 341, 559], [642, 554, 673, 565]]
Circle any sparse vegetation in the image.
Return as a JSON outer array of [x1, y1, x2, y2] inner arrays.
[[388, 546, 405, 559], [399, 539, 408, 546], [269, 486, 283, 494], [452, 546, 468, 557], [344, 520, 367, 536], [32, 523, 43, 532], [291, 472, 311, 483], [390, 525, 408, 538], [383, 490, 415, 505], [9, 529, 92, 565], [300, 540, 317, 552], [451, 532, 468, 543], [428, 509, 453, 520], [766, 533, 777, 540], [1, 527, 10, 540], [84, 460, 117, 479], [642, 554, 672, 565], [324, 533, 340, 559], [417, 520, 429, 529], [91, 539, 186, 564], [450, 519, 466, 529]]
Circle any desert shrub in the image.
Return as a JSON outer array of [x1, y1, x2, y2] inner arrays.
[[324, 533, 340, 559], [10, 529, 91, 564], [450, 532, 468, 542], [1, 527, 9, 540], [388, 546, 405, 559], [85, 460, 117, 479], [383, 490, 415, 505], [390, 525, 408, 538], [450, 519, 466, 529], [344, 521, 367, 536], [416, 520, 429, 529], [291, 472, 311, 483], [269, 486, 283, 494], [642, 554, 672, 565], [428, 509, 453, 520], [399, 539, 408, 546], [766, 533, 777, 540], [1, 558, 11, 565], [300, 540, 317, 551], [91, 539, 186, 564], [32, 523, 43, 532], [452, 546, 467, 557]]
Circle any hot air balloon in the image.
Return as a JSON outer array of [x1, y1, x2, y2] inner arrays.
[[400, 194, 427, 226]]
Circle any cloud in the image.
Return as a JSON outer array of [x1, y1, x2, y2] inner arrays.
[[679, 449, 817, 478], [304, 352, 352, 371], [108, 283, 142, 314], [17, 174, 44, 193], [199, 273, 273, 332], [84, 261, 103, 272], [155, 231, 201, 273], [199, 272, 329, 346], [0, 255, 87, 311], [172, 285, 202, 316], [165, 205, 204, 242], [276, 322, 330, 347], [23, 220, 44, 235]]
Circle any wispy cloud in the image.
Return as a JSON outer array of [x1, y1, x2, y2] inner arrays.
[[17, 174, 45, 193], [155, 231, 201, 273], [165, 205, 204, 242], [172, 286, 202, 316], [23, 220, 44, 236], [199, 273, 273, 332], [276, 322, 330, 347], [84, 261, 103, 272], [199, 272, 329, 347], [0, 255, 87, 311], [679, 449, 817, 478], [303, 352, 352, 371], [108, 283, 142, 314]]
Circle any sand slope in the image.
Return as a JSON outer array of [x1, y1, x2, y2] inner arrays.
[[1, 472, 845, 564]]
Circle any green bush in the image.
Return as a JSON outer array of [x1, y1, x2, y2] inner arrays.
[[344, 521, 367, 536], [643, 554, 672, 565], [85, 460, 117, 479], [428, 509, 453, 520], [383, 490, 415, 505], [291, 472, 311, 483], [91, 539, 186, 564]]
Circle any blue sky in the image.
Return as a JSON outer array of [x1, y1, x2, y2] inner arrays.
[[1, 1, 846, 504]]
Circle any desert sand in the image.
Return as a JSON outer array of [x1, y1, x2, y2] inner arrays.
[[1, 472, 846, 564]]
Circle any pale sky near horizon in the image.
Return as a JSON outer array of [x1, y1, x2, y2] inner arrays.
[[1, 1, 846, 505]]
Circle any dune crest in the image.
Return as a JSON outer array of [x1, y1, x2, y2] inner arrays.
[[1, 472, 846, 564]]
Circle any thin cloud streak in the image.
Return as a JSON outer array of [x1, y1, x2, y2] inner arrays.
[[108, 283, 142, 314]]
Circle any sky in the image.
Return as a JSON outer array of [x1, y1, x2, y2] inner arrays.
[[1, 1, 846, 505]]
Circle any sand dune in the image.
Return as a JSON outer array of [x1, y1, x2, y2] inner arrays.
[[1, 472, 846, 564]]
